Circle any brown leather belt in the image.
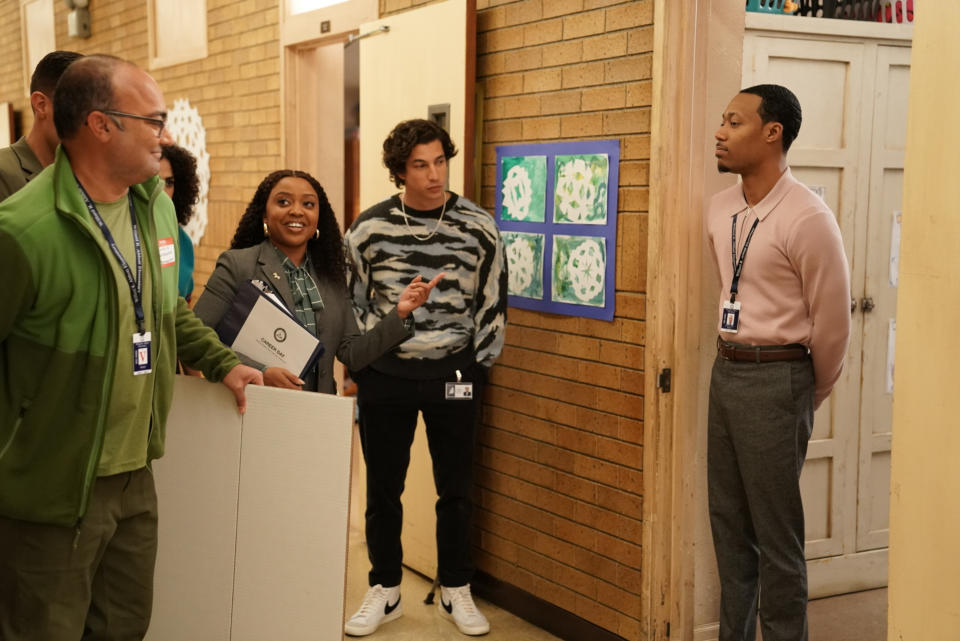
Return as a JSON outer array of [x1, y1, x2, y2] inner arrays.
[[717, 337, 809, 363]]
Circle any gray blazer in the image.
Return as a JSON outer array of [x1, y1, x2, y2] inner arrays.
[[194, 240, 412, 394]]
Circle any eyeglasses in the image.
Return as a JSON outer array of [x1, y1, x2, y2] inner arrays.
[[100, 109, 167, 137]]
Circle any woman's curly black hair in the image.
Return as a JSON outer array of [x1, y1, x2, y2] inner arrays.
[[160, 144, 200, 226], [230, 170, 347, 289], [382, 118, 458, 188]]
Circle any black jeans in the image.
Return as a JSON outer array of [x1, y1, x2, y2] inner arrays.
[[356, 365, 484, 589]]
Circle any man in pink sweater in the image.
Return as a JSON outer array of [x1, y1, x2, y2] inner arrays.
[[707, 84, 851, 641]]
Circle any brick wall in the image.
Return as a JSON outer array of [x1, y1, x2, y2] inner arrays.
[[474, 3, 651, 637], [2, 0, 652, 636], [0, 3, 27, 137], [0, 0, 281, 291], [380, 1, 653, 638]]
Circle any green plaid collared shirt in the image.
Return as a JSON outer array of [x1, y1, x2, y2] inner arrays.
[[275, 246, 324, 337]]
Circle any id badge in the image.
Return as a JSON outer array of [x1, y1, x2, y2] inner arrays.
[[720, 300, 741, 333], [133, 332, 152, 375], [444, 369, 474, 400]]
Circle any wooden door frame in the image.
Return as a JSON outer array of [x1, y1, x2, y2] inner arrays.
[[642, 3, 745, 639]]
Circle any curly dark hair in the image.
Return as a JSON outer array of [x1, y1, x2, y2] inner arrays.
[[231, 170, 347, 289], [382, 118, 458, 188], [161, 144, 200, 226]]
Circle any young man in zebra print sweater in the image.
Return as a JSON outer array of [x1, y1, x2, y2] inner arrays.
[[343, 119, 506, 637]]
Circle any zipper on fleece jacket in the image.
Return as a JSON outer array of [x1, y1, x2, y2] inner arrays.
[[0, 398, 31, 461], [68, 211, 120, 524]]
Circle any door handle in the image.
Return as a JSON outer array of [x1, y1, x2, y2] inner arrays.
[[861, 297, 875, 312]]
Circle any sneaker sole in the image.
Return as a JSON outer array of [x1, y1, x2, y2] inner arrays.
[[437, 602, 490, 636], [344, 604, 403, 636]]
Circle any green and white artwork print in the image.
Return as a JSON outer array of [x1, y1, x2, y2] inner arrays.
[[500, 156, 547, 222], [552, 235, 606, 307], [553, 154, 609, 224], [503, 231, 545, 299]]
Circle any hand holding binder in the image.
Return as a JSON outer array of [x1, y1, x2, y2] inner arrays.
[[215, 280, 324, 379]]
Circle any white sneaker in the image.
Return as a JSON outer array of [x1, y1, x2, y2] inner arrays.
[[437, 584, 490, 635], [344, 584, 402, 636]]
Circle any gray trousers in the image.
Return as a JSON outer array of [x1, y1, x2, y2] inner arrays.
[[708, 354, 815, 641], [0, 467, 158, 641]]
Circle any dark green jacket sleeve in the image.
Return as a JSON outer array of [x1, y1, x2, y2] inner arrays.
[[175, 296, 240, 382]]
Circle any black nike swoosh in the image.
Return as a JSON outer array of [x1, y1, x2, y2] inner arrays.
[[385, 596, 401, 615], [441, 598, 453, 614]]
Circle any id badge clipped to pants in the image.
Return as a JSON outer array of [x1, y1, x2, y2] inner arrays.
[[444, 369, 474, 400]]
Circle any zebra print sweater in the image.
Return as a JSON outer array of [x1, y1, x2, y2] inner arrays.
[[344, 193, 507, 379]]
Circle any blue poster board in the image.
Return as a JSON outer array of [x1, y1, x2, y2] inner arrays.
[[495, 139, 620, 321]]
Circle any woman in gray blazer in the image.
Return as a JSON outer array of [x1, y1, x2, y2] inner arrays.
[[194, 169, 442, 394]]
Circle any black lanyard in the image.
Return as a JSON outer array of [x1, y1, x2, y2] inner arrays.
[[77, 180, 146, 334], [729, 212, 759, 303]]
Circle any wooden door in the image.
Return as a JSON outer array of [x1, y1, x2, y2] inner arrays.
[[742, 32, 910, 598], [856, 45, 910, 554]]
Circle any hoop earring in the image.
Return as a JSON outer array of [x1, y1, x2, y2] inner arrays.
[[263, 222, 269, 237], [314, 228, 320, 240]]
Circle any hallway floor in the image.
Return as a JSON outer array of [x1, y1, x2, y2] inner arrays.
[[342, 527, 561, 641], [343, 523, 886, 641], [807, 588, 887, 641]]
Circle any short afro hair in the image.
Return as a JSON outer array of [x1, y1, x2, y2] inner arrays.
[[740, 84, 803, 152], [30, 50, 83, 97]]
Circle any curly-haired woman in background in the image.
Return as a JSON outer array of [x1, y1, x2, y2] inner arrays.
[[159, 144, 200, 302], [193, 169, 442, 393]]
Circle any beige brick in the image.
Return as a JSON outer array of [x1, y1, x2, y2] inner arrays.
[[584, 0, 625, 8], [619, 160, 649, 186], [618, 185, 650, 210], [544, 0, 585, 18], [562, 10, 606, 39], [485, 119, 523, 142], [541, 40, 583, 66], [626, 79, 653, 107], [477, 6, 507, 31], [504, 0, 543, 26], [582, 32, 628, 61], [603, 108, 650, 135], [605, 0, 653, 29], [561, 61, 606, 89], [581, 85, 626, 111], [622, 134, 651, 159], [523, 18, 563, 46], [485, 73, 524, 97], [482, 25, 525, 52], [597, 581, 641, 617], [628, 24, 655, 54], [523, 68, 562, 93], [604, 54, 652, 83], [503, 47, 543, 73], [560, 113, 603, 138], [540, 90, 582, 115], [615, 292, 646, 319]]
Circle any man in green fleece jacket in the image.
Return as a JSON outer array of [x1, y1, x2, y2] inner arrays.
[[0, 55, 263, 641]]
